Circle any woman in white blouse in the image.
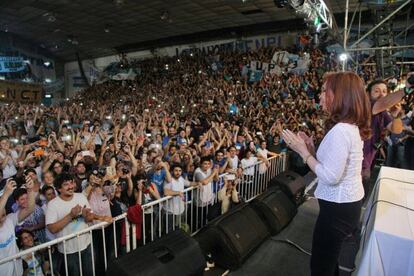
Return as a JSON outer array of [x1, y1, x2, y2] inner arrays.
[[282, 72, 371, 276]]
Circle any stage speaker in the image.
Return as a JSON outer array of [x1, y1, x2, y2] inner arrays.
[[270, 170, 306, 205], [251, 187, 297, 235], [106, 229, 205, 276], [196, 203, 269, 269]]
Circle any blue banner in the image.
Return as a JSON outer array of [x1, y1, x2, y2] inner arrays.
[[0, 56, 26, 73]]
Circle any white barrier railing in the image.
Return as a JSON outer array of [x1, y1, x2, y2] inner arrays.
[[0, 153, 286, 276]]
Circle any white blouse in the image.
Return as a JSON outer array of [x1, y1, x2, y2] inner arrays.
[[314, 123, 364, 203]]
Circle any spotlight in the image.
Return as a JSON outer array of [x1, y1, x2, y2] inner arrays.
[[45, 78, 52, 83], [45, 94, 52, 98], [339, 53, 348, 62], [44, 61, 51, 67]]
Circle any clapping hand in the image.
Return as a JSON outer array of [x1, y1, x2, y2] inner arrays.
[[298, 131, 315, 155], [281, 129, 309, 158]]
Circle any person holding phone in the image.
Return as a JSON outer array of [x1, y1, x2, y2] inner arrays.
[[281, 72, 371, 276], [0, 177, 36, 276]]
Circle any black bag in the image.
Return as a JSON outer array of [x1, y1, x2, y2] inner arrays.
[[251, 187, 297, 235], [106, 229, 205, 276], [196, 203, 269, 269]]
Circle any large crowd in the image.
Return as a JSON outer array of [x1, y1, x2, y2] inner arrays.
[[0, 43, 413, 276]]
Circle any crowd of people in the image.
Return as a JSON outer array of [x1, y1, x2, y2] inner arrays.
[[0, 42, 413, 276]]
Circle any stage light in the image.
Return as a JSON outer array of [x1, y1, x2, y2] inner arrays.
[[45, 78, 52, 83], [339, 53, 348, 62], [45, 94, 52, 98], [44, 61, 51, 67]]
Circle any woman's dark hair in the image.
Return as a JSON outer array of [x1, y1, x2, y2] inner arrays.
[[323, 72, 372, 140], [17, 229, 35, 248], [14, 188, 27, 201], [41, 185, 55, 195]]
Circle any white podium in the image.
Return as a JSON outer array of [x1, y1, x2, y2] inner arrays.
[[355, 167, 414, 276]]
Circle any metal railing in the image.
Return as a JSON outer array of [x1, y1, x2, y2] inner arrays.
[[0, 153, 286, 276]]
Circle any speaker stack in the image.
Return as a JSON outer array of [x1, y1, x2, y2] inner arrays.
[[373, 6, 396, 79], [196, 172, 305, 270], [106, 230, 205, 276]]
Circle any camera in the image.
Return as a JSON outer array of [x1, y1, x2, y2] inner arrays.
[[122, 168, 130, 174]]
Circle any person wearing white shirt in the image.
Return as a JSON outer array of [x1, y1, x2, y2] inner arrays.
[[46, 173, 104, 276], [282, 72, 372, 276], [163, 164, 197, 233], [193, 157, 219, 228], [0, 177, 36, 276]]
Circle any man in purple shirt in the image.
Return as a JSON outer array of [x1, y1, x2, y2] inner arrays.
[[363, 76, 413, 196]]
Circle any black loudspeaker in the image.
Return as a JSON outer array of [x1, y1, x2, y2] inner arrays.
[[251, 187, 297, 235], [270, 170, 306, 205], [106, 229, 205, 276], [196, 204, 269, 269]]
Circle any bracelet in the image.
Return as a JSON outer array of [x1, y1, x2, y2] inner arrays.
[[303, 154, 312, 164]]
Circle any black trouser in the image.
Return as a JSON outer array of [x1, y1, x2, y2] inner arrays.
[[311, 199, 362, 276]]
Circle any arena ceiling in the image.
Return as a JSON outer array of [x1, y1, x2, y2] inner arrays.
[[0, 0, 394, 61]]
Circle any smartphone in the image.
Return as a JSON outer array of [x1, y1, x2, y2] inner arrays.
[[146, 133, 152, 137], [81, 151, 91, 157], [63, 120, 70, 124], [207, 100, 214, 104], [256, 132, 263, 135]]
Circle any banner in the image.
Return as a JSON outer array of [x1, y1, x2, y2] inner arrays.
[[0, 56, 26, 73], [0, 80, 43, 103], [44, 78, 64, 94], [247, 52, 310, 76]]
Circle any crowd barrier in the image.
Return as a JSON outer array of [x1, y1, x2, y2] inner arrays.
[[0, 153, 287, 276]]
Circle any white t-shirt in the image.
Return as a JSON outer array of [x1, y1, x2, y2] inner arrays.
[[45, 193, 91, 254], [0, 150, 18, 179], [0, 213, 23, 276], [194, 168, 215, 207], [241, 157, 258, 176], [230, 156, 239, 170], [257, 148, 268, 174], [41, 204, 56, 242], [163, 177, 189, 215]]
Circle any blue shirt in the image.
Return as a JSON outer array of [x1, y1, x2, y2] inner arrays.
[[148, 169, 167, 197]]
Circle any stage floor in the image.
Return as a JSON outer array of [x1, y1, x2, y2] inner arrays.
[[229, 198, 318, 276]]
